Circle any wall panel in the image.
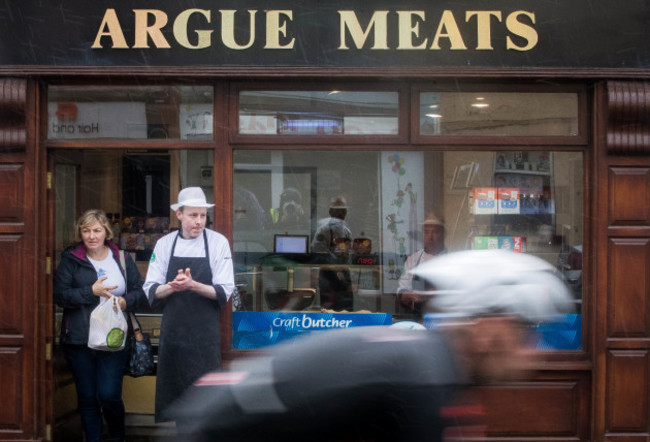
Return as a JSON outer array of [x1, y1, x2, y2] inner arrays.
[[0, 235, 24, 334], [0, 348, 22, 431], [0, 77, 35, 440], [606, 350, 649, 433], [607, 238, 650, 338], [607, 167, 650, 227], [480, 373, 590, 440], [0, 164, 24, 224]]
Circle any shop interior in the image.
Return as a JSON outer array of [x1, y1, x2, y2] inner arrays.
[[232, 149, 583, 315]]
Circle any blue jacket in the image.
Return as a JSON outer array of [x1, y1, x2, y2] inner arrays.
[[54, 240, 145, 345]]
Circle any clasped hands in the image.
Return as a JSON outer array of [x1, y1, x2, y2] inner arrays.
[[168, 268, 195, 292], [92, 276, 126, 312]]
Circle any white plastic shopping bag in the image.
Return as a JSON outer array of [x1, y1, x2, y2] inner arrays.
[[88, 296, 128, 351]]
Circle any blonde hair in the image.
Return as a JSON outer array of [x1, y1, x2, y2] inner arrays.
[[73, 209, 113, 243]]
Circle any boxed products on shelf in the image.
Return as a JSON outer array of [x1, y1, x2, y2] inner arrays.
[[472, 187, 497, 214], [473, 236, 526, 253], [497, 187, 520, 214]]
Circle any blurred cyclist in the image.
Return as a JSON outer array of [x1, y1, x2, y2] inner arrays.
[[171, 250, 574, 442]]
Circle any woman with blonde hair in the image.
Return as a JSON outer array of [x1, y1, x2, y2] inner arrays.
[[54, 209, 144, 442]]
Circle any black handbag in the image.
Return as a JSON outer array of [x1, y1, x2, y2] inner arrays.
[[126, 312, 155, 377], [119, 250, 155, 377]]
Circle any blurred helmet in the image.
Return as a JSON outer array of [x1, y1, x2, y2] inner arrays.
[[280, 187, 303, 205], [410, 250, 574, 323], [389, 320, 427, 330]]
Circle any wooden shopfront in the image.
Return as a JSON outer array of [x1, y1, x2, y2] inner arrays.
[[0, 1, 649, 441]]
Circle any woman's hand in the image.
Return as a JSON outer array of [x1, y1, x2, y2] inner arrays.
[[117, 296, 127, 311], [92, 276, 118, 298]]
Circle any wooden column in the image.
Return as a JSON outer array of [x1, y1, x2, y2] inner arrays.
[[595, 80, 650, 441], [0, 78, 41, 441]]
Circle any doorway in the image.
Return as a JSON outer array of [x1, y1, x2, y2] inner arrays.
[[49, 148, 213, 440]]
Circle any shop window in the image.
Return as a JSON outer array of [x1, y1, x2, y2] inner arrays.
[[238, 91, 399, 135], [47, 86, 213, 140], [232, 150, 583, 351], [419, 92, 579, 136]]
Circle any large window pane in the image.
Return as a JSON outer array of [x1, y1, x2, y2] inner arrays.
[[239, 91, 399, 135], [233, 150, 583, 350], [48, 86, 213, 140], [420, 92, 579, 136]]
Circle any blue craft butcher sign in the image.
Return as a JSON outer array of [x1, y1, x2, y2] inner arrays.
[[233, 312, 392, 349]]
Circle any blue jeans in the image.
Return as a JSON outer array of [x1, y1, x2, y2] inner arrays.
[[63, 344, 128, 442]]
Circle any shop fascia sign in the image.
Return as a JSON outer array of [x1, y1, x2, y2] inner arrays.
[[90, 8, 538, 53]]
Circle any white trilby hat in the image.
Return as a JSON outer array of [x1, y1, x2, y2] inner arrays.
[[170, 187, 214, 211], [421, 212, 444, 227], [329, 196, 348, 209]]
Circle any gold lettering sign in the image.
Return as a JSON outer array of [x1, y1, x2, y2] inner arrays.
[[133, 10, 171, 49], [221, 10, 257, 50], [265, 10, 295, 49], [506, 11, 538, 51], [338, 10, 389, 50], [396, 11, 427, 50], [466, 11, 502, 50], [173, 9, 213, 49], [91, 8, 538, 52], [431, 10, 467, 50], [91, 9, 128, 49]]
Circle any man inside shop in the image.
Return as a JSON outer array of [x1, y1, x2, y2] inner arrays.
[[311, 196, 353, 311], [396, 212, 447, 316]]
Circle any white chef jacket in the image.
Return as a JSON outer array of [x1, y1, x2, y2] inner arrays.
[[143, 228, 235, 304]]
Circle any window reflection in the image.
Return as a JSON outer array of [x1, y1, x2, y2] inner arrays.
[[420, 92, 579, 136], [233, 150, 583, 323], [239, 91, 399, 135], [48, 86, 213, 140]]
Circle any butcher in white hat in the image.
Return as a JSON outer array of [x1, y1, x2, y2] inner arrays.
[[143, 187, 235, 426]]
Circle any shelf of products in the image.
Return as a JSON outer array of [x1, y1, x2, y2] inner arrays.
[[105, 213, 171, 261], [469, 151, 556, 252]]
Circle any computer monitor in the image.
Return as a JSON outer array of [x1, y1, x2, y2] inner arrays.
[[273, 234, 309, 254]]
